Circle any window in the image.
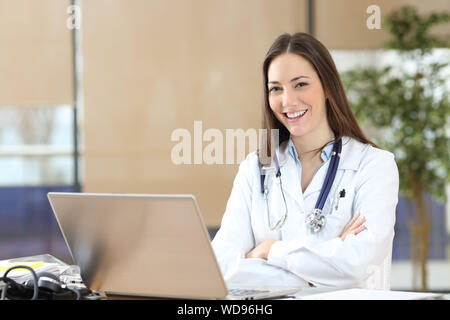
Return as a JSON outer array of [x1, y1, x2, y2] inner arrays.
[[0, 105, 78, 263]]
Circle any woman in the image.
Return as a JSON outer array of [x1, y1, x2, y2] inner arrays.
[[211, 32, 399, 289]]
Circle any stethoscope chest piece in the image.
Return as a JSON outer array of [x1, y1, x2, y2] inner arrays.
[[305, 208, 326, 233]]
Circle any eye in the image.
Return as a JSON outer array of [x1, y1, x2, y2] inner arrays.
[[295, 82, 308, 88], [268, 86, 282, 93]]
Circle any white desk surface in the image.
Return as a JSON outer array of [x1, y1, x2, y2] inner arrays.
[[286, 287, 445, 300]]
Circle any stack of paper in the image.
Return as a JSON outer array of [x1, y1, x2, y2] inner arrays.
[[0, 255, 72, 286]]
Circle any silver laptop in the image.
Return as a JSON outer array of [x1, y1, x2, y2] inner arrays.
[[47, 192, 300, 300]]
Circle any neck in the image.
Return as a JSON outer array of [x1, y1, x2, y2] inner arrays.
[[291, 127, 334, 162]]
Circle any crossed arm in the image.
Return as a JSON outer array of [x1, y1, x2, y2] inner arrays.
[[245, 212, 367, 260]]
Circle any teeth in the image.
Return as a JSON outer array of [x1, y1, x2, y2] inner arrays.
[[286, 110, 307, 118]]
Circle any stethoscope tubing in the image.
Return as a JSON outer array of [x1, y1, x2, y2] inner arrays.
[[314, 139, 342, 211]]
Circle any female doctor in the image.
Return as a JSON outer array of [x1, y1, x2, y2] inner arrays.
[[211, 32, 399, 289]]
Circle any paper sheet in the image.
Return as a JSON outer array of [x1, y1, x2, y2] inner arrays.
[[0, 261, 45, 273], [297, 288, 441, 300], [0, 260, 68, 284]]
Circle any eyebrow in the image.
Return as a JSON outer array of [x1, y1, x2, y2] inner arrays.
[[268, 76, 310, 85]]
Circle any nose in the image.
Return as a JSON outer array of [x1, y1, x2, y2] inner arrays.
[[281, 88, 298, 108]]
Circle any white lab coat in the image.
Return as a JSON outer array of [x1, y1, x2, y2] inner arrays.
[[212, 136, 399, 289]]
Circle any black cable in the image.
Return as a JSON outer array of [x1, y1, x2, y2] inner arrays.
[[66, 287, 81, 300], [55, 286, 82, 300], [1, 265, 92, 300], [1, 265, 39, 300]]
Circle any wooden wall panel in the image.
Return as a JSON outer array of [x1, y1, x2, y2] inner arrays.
[[0, 0, 73, 106], [82, 0, 307, 226], [82, 0, 449, 227]]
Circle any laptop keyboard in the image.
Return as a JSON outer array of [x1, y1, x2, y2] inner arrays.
[[228, 289, 269, 296]]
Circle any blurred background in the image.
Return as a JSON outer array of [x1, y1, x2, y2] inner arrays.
[[0, 0, 448, 292]]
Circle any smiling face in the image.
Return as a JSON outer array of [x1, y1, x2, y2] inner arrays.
[[267, 53, 331, 141]]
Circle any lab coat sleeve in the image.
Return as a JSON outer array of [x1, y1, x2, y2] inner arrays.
[[211, 154, 256, 280], [267, 150, 399, 288]]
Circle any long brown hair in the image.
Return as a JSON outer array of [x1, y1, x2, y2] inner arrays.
[[258, 32, 377, 165]]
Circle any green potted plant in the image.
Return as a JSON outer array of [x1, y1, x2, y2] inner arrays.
[[341, 6, 450, 291]]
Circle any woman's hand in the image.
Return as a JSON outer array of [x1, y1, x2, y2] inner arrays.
[[245, 240, 277, 260], [340, 212, 366, 241]]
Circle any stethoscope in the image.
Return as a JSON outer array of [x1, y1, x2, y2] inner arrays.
[[260, 138, 342, 233]]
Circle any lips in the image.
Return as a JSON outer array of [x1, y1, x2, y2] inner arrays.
[[283, 109, 308, 122]]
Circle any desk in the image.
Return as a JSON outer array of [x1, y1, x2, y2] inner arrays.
[[1, 254, 448, 300], [286, 287, 446, 300], [103, 287, 447, 300]]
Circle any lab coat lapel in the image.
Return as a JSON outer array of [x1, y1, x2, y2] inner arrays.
[[275, 141, 303, 210], [338, 137, 364, 171], [278, 157, 307, 240], [303, 137, 363, 199], [274, 141, 307, 240], [276, 139, 331, 201], [302, 160, 331, 200], [302, 137, 364, 197]]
